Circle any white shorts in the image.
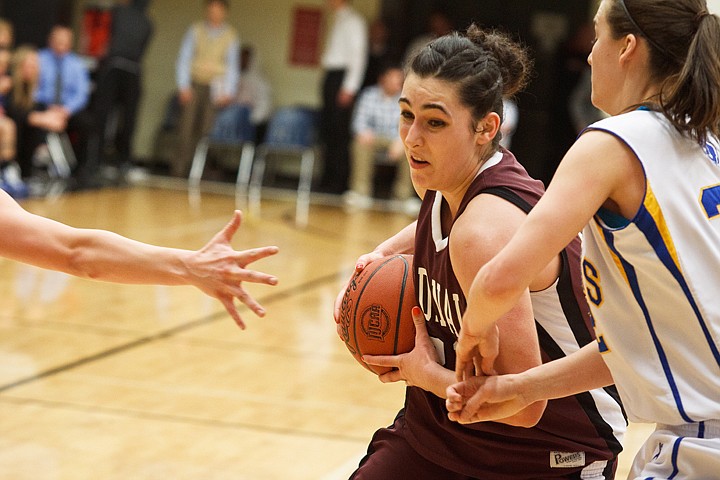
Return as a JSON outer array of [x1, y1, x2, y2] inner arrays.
[[629, 421, 720, 479]]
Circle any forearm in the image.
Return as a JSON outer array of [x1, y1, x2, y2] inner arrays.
[[23, 227, 191, 286], [423, 362, 543, 427], [419, 362, 456, 399], [373, 221, 417, 256], [462, 259, 528, 340], [68, 230, 191, 284], [519, 343, 613, 403]]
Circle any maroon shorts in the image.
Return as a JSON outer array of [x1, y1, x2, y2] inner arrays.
[[350, 413, 477, 480], [350, 412, 616, 480]]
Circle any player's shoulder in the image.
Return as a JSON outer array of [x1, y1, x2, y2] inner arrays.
[[452, 194, 525, 263]]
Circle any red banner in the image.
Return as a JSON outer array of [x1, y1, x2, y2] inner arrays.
[[289, 7, 323, 67]]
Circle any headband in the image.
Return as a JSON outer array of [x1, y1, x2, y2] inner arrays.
[[617, 0, 668, 55]]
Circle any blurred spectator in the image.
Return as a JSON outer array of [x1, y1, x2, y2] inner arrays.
[[36, 25, 95, 182], [499, 97, 519, 149], [93, 0, 154, 182], [318, 0, 367, 194], [235, 44, 271, 143], [361, 18, 393, 89], [403, 10, 453, 65], [173, 0, 239, 177], [546, 22, 595, 184], [0, 18, 14, 49], [0, 45, 11, 105], [345, 63, 415, 212], [0, 46, 22, 197], [5, 46, 66, 190], [569, 68, 607, 133]]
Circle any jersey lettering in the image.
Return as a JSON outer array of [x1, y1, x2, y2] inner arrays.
[[582, 259, 603, 306], [700, 183, 720, 219], [417, 267, 461, 337], [703, 142, 719, 165]]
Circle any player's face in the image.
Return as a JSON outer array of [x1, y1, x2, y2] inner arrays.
[[398, 73, 488, 196], [588, 0, 624, 115]]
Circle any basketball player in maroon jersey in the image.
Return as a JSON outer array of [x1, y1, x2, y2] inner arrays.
[[335, 25, 625, 479]]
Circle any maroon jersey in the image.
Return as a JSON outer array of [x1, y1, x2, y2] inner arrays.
[[405, 150, 625, 479]]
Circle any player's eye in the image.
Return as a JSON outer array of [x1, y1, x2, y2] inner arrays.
[[428, 119, 446, 128]]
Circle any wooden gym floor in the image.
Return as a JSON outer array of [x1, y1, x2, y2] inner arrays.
[[0, 184, 652, 479]]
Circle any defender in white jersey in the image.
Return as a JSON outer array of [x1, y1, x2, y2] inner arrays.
[[447, 1, 720, 479], [584, 109, 720, 427]]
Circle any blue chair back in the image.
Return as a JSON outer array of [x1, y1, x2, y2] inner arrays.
[[210, 104, 255, 143], [263, 107, 318, 149]]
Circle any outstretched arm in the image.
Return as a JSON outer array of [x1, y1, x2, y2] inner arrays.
[[455, 130, 642, 378], [0, 192, 278, 328], [447, 342, 614, 424]]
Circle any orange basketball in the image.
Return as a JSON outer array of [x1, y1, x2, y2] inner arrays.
[[338, 254, 416, 375]]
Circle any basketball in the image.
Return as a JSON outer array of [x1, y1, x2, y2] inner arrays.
[[338, 254, 416, 375]]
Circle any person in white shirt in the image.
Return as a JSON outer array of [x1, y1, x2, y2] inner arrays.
[[318, 0, 367, 194]]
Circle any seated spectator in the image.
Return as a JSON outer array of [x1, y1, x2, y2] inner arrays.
[[344, 62, 417, 213], [0, 46, 23, 197], [235, 44, 271, 144], [36, 25, 96, 183], [5, 47, 66, 194]]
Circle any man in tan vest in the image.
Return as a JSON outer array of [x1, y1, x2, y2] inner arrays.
[[174, 0, 239, 177]]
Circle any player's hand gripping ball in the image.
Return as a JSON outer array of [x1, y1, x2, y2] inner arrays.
[[339, 254, 416, 374]]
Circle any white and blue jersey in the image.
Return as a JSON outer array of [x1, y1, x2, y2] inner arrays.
[[583, 110, 720, 427]]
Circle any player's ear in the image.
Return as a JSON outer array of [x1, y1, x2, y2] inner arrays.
[[475, 112, 500, 145]]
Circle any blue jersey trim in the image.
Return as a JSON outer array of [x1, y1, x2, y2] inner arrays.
[[634, 204, 720, 370], [668, 437, 683, 479], [601, 228, 694, 423]]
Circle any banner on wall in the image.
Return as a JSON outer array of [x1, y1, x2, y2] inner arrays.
[[289, 6, 323, 67], [80, 6, 112, 58]]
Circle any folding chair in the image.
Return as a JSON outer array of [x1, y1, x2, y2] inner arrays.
[[248, 107, 318, 227], [46, 131, 76, 179], [188, 104, 256, 193]]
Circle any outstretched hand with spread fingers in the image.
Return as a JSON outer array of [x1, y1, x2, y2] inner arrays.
[[186, 210, 279, 329]]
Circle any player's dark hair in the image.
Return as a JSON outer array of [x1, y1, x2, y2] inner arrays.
[[608, 0, 720, 144], [407, 23, 532, 148]]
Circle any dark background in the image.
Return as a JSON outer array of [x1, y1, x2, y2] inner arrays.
[[1, 0, 594, 185]]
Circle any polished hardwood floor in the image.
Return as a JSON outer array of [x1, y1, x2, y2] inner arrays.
[[0, 183, 652, 479]]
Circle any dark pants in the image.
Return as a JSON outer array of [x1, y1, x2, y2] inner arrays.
[[319, 69, 353, 193], [93, 64, 143, 168], [66, 108, 96, 174], [14, 119, 45, 177]]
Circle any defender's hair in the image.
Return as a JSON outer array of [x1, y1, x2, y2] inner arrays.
[[608, 0, 720, 144]]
